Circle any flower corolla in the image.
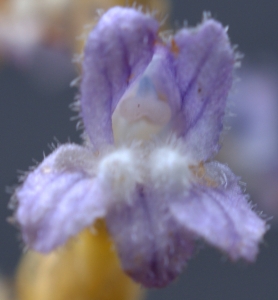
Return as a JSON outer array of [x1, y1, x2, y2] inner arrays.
[[13, 7, 266, 288]]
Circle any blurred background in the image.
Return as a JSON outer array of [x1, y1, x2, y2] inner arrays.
[[1, 0, 278, 299]]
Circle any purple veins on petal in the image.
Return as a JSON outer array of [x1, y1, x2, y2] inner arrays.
[[81, 8, 235, 161], [170, 162, 266, 261], [81, 6, 159, 149], [15, 144, 106, 252], [173, 20, 234, 161]]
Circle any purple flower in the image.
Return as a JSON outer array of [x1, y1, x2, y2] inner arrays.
[[14, 7, 266, 288]]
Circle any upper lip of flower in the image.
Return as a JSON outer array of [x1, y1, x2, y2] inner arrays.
[[13, 6, 267, 289]]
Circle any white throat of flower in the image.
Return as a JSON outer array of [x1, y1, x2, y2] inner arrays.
[[97, 144, 194, 205], [96, 74, 196, 205]]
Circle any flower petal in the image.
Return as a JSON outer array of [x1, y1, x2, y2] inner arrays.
[[172, 19, 234, 160], [170, 162, 266, 261], [105, 185, 194, 288], [15, 144, 106, 252], [80, 7, 159, 148]]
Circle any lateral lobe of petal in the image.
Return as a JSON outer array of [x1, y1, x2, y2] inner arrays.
[[170, 162, 266, 261], [15, 144, 106, 252], [173, 20, 234, 161], [80, 7, 159, 148]]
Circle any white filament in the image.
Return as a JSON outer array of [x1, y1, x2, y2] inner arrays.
[[97, 148, 142, 203], [149, 147, 193, 191]]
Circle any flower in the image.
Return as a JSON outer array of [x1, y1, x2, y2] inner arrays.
[[13, 7, 267, 288]]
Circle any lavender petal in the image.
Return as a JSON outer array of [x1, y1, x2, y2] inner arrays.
[[15, 144, 106, 252], [173, 19, 234, 160], [170, 161, 266, 261], [106, 185, 194, 288], [80, 7, 158, 148]]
